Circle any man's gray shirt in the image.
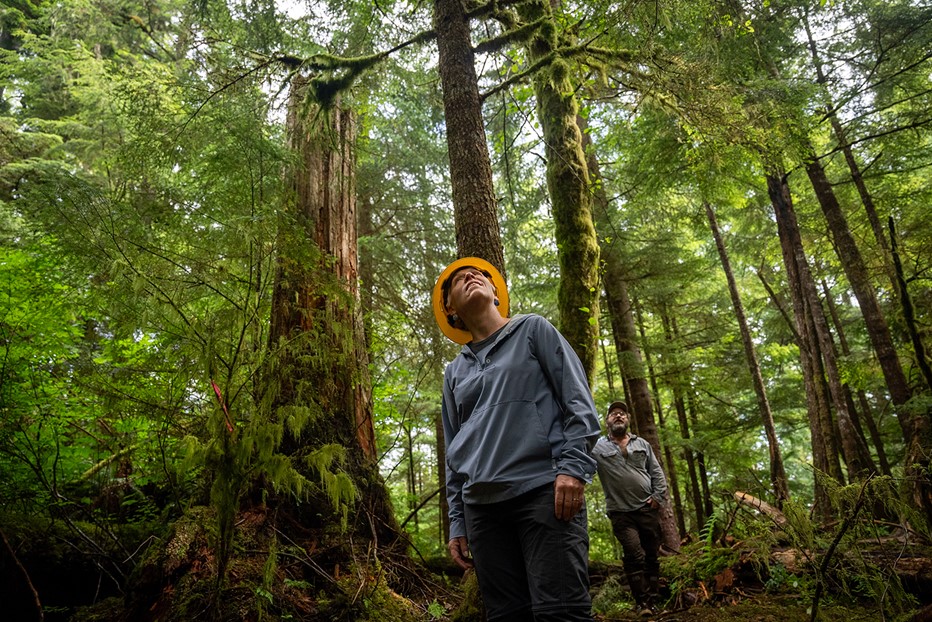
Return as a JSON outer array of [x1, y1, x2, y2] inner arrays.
[[441, 314, 601, 540], [592, 434, 667, 513]]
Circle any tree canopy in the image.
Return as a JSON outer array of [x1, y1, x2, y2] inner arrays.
[[1, 0, 931, 620]]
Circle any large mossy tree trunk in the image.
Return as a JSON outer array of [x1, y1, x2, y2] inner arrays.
[[120, 78, 410, 622], [269, 75, 399, 548], [515, 0, 599, 379]]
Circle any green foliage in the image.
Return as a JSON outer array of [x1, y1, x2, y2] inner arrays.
[[666, 540, 741, 596], [764, 563, 797, 593], [776, 474, 923, 616], [2, 0, 367, 603], [315, 561, 424, 622], [2, 0, 932, 618], [304, 444, 357, 529]]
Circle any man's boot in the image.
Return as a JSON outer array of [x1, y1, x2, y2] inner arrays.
[[646, 574, 661, 608], [626, 571, 652, 617]]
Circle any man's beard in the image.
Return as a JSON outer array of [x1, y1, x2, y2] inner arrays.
[[609, 421, 627, 438]]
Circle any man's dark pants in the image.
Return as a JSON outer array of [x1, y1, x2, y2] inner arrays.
[[609, 508, 662, 604], [608, 507, 661, 576], [464, 483, 593, 622]]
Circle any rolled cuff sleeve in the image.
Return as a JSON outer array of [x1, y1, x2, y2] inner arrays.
[[556, 444, 598, 483]]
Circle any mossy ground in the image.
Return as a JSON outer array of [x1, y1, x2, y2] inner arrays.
[[8, 508, 930, 621], [594, 592, 913, 621]]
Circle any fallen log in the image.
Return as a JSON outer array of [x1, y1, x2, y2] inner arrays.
[[734, 491, 787, 527]]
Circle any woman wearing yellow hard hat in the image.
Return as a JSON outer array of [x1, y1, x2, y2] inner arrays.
[[432, 256, 601, 622]]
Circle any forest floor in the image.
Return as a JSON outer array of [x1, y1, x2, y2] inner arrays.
[[581, 543, 931, 622], [595, 592, 906, 621], [9, 504, 931, 622]]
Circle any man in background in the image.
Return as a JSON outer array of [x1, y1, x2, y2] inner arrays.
[[592, 401, 667, 616]]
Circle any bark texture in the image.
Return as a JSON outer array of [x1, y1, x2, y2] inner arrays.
[[433, 0, 504, 271], [270, 78, 398, 544], [521, 0, 600, 379]]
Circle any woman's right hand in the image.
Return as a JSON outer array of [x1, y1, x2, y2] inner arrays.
[[448, 536, 474, 570]]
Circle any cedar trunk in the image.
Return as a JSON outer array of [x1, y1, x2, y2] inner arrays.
[[270, 78, 398, 544]]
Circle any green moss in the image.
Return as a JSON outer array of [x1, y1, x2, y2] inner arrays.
[[591, 573, 636, 616], [315, 562, 425, 622], [450, 571, 484, 622]]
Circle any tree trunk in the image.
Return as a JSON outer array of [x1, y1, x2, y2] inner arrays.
[[889, 218, 932, 530], [791, 212, 875, 480], [600, 327, 618, 396], [801, 11, 900, 293], [405, 424, 418, 529], [704, 201, 790, 505], [686, 390, 714, 522], [804, 151, 913, 443], [674, 389, 703, 533], [433, 0, 505, 271], [820, 279, 891, 476], [602, 263, 679, 551], [889, 218, 932, 392], [660, 305, 704, 532], [520, 0, 600, 378], [435, 410, 450, 546], [579, 112, 680, 550], [635, 297, 687, 539], [271, 77, 399, 546], [765, 168, 838, 520], [758, 263, 857, 485]]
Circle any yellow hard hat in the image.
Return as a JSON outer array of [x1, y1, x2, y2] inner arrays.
[[432, 257, 509, 344]]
